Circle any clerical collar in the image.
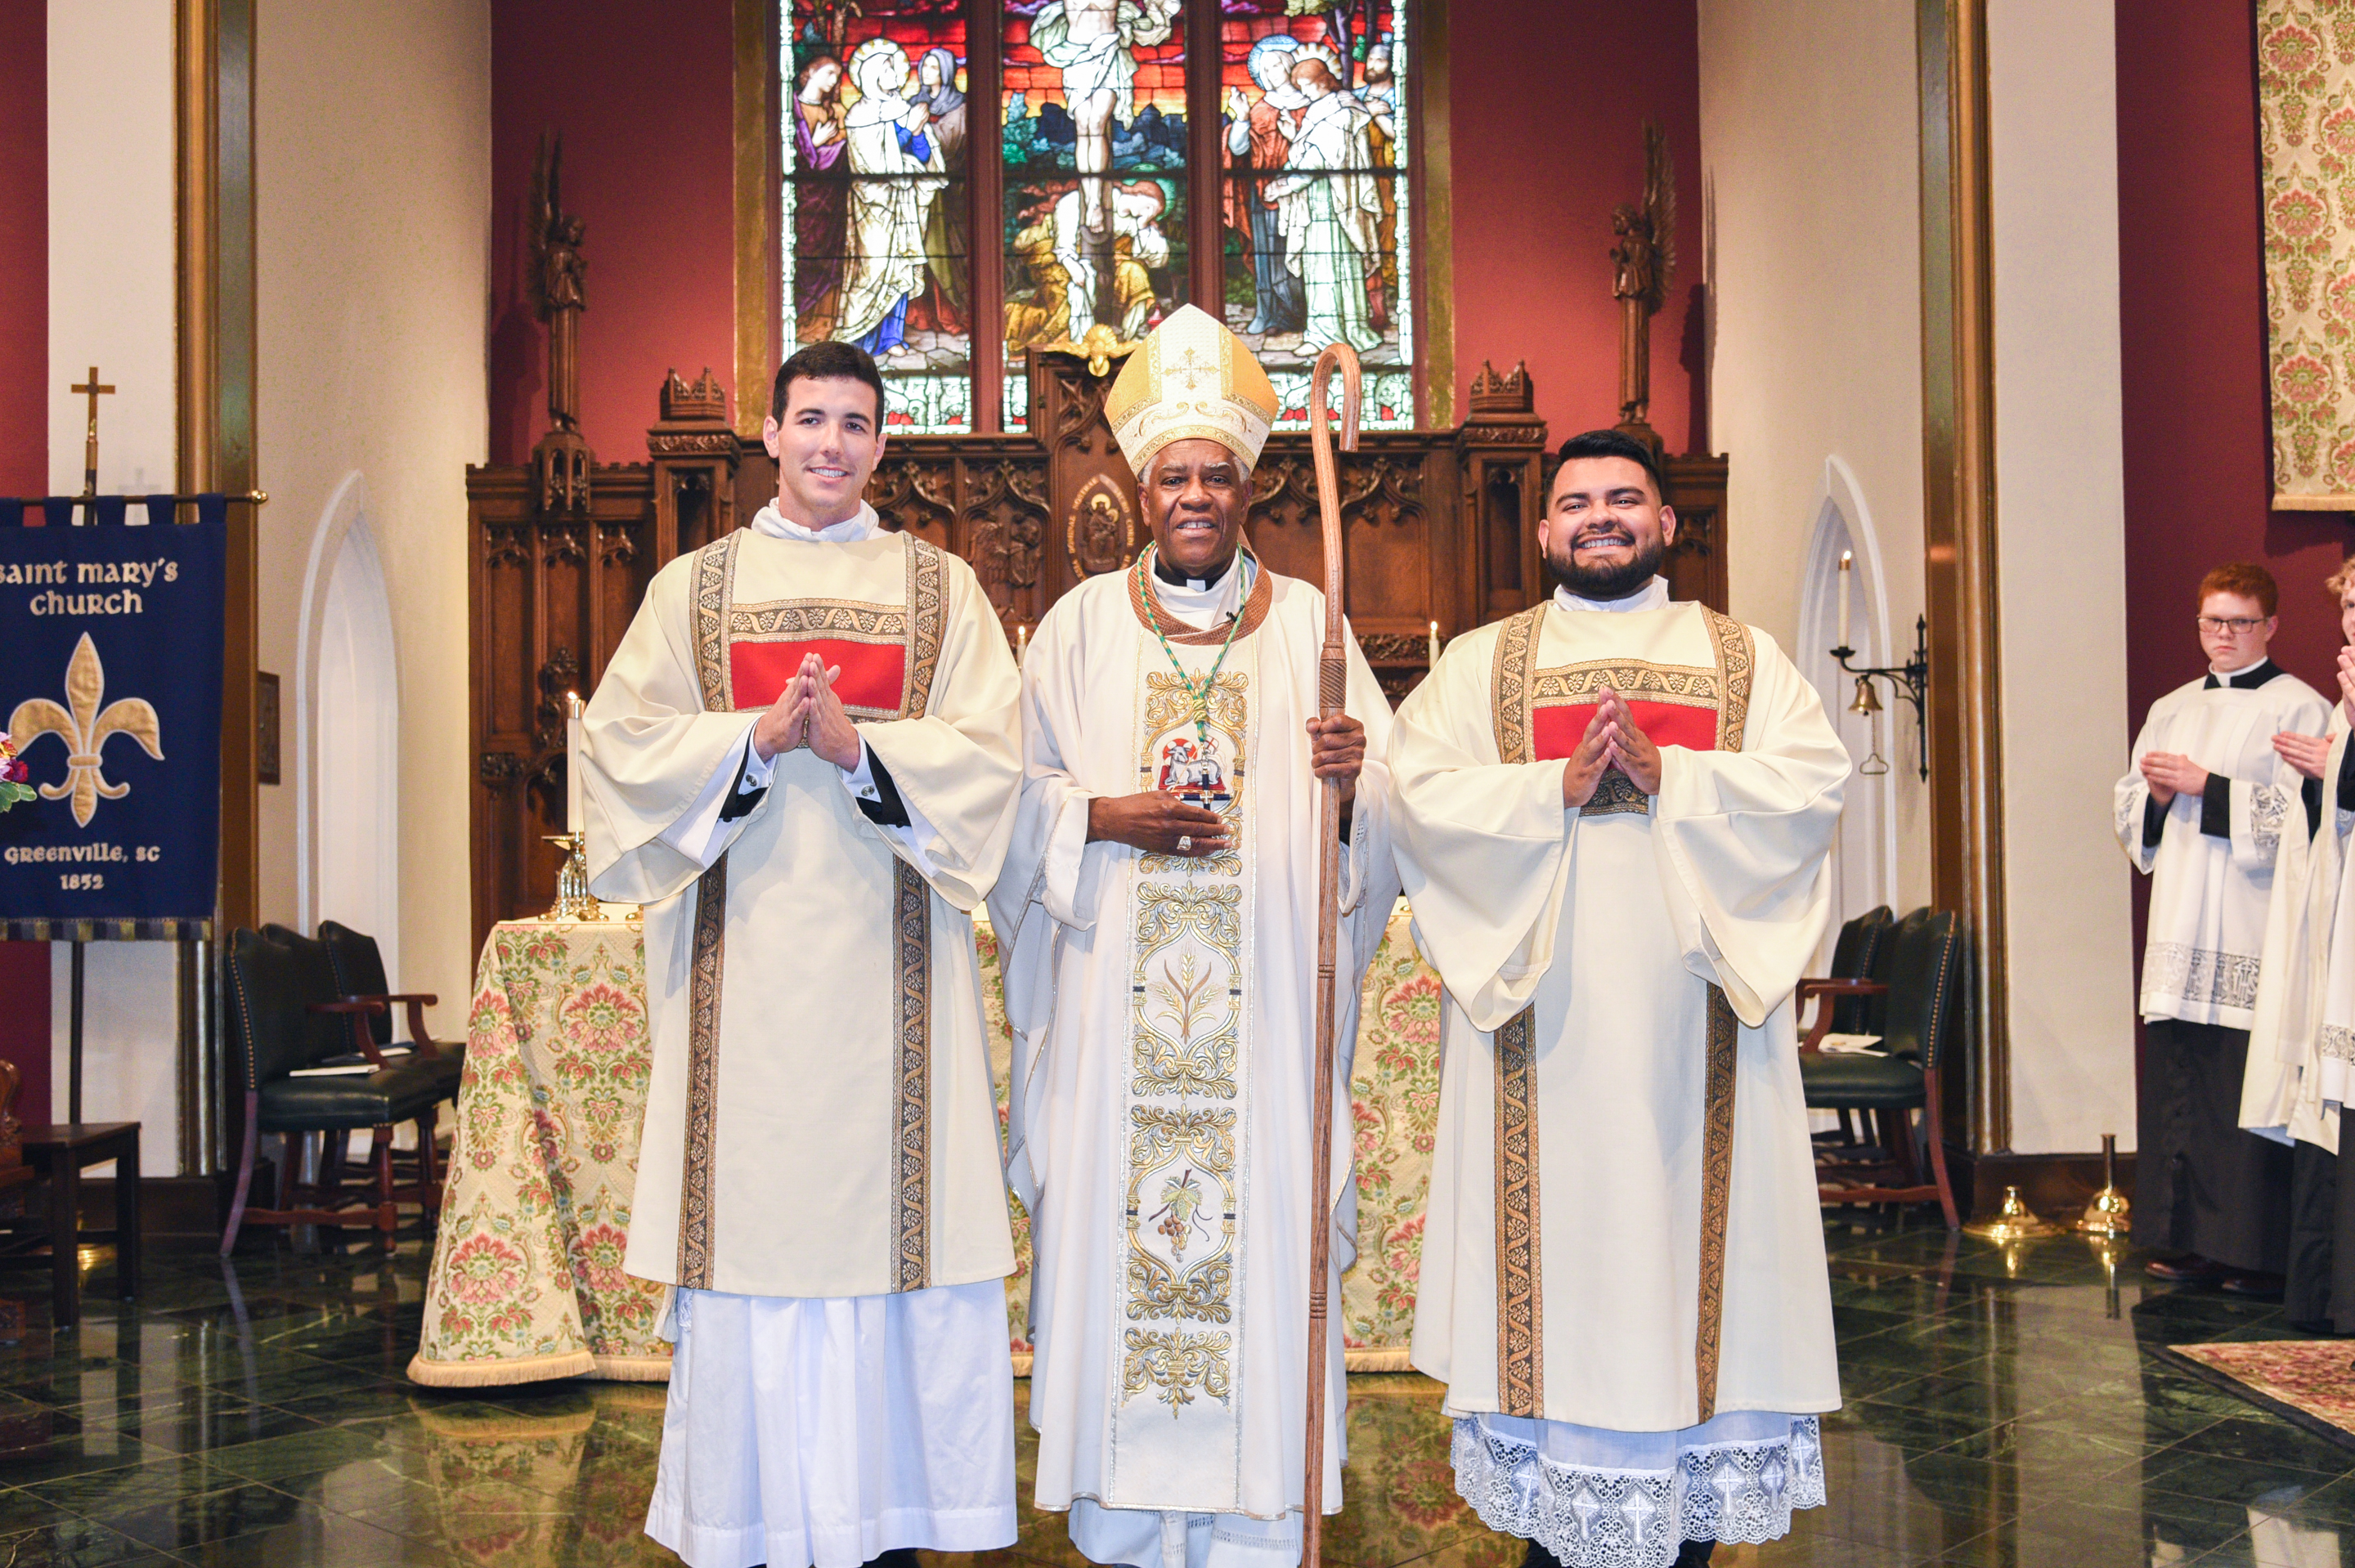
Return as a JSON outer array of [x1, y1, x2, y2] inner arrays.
[[1553, 576, 1669, 615], [1153, 549, 1237, 593], [1150, 551, 1251, 632], [751, 500, 879, 544], [2205, 657, 2281, 691]]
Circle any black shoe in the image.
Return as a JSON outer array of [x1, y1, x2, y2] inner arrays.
[[1674, 1540, 1716, 1567], [1521, 1540, 1564, 1568], [2145, 1252, 2223, 1283], [2222, 1272, 2286, 1301], [865, 1552, 923, 1568]]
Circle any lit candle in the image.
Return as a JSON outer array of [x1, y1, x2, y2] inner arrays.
[[1428, 620, 1441, 668], [1837, 553, 1852, 651], [1016, 624, 1029, 665], [566, 691, 585, 835]]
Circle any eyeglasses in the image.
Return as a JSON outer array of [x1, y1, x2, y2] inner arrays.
[[2196, 616, 2268, 635]]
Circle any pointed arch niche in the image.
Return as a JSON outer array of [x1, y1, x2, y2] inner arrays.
[[296, 471, 402, 982], [1796, 456, 1899, 959]]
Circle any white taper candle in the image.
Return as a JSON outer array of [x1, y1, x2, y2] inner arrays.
[[566, 691, 585, 835], [1837, 553, 1852, 650]]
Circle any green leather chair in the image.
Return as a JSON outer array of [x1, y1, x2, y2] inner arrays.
[[220, 926, 447, 1255], [1797, 907, 1962, 1230], [316, 920, 463, 1103]]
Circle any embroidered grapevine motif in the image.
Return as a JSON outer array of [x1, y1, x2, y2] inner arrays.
[[1121, 1326, 1236, 1410]]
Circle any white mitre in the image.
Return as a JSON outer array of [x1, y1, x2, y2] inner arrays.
[[1106, 303, 1281, 475]]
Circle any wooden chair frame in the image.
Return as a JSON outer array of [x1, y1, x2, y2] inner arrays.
[[220, 998, 445, 1256], [1797, 977, 1961, 1230]]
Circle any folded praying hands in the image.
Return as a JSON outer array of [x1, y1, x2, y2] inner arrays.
[[1561, 687, 1661, 807], [752, 652, 863, 771]]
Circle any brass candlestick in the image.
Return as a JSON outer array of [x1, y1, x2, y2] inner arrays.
[[2075, 1132, 2132, 1238], [1964, 1185, 2061, 1241], [542, 833, 603, 921]]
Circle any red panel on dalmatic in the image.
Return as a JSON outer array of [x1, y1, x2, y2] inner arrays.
[[730, 639, 907, 712], [1532, 700, 1718, 761]]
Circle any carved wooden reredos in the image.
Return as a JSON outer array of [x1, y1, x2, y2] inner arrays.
[[466, 355, 1730, 944]]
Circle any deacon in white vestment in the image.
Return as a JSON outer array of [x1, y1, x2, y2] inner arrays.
[[988, 305, 1401, 1568], [2243, 562, 2355, 1325], [1393, 430, 1846, 1568], [2116, 563, 2328, 1288], [582, 345, 1023, 1568]]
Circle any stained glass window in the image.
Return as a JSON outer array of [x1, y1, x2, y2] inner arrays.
[[1218, 0, 1411, 429], [780, 0, 1418, 434], [783, 0, 974, 431]]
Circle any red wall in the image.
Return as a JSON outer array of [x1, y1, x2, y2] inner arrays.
[[1447, 2, 1703, 450], [0, 0, 49, 1125], [484, 2, 1703, 462], [2116, 2, 2348, 714], [490, 0, 738, 466]]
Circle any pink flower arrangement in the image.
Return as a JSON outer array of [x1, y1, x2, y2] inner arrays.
[[0, 735, 30, 811]]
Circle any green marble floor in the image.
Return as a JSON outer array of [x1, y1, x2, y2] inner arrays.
[[0, 1212, 2351, 1565]]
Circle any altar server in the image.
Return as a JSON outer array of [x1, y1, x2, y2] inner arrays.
[[1393, 428, 1846, 1568], [582, 342, 1023, 1568], [2118, 562, 2328, 1296], [989, 303, 1399, 1568], [2243, 560, 2355, 1325]]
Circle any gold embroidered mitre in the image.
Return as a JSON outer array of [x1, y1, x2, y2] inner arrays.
[[1106, 304, 1281, 476]]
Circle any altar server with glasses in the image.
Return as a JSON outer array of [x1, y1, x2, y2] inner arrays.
[[582, 342, 1024, 1568], [1390, 428, 1847, 1568], [988, 303, 1399, 1568], [2119, 561, 2329, 1298]]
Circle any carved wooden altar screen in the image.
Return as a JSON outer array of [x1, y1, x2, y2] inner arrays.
[[466, 357, 1729, 944]]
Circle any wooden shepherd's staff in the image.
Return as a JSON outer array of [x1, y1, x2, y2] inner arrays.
[[1300, 340, 1360, 1568]]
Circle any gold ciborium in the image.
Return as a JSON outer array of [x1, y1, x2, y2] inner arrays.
[[1964, 1185, 2061, 1242], [2075, 1132, 2132, 1238], [542, 833, 603, 922]]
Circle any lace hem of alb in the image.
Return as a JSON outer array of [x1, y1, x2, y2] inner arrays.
[[1447, 1414, 1826, 1568]]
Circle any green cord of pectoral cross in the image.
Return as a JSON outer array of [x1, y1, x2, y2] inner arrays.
[[1134, 543, 1254, 755]]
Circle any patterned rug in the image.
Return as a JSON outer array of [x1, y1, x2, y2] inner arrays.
[[2168, 1341, 2355, 1448]]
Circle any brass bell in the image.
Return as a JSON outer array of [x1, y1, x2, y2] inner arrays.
[[1965, 1185, 2061, 1241], [1849, 676, 1883, 716]]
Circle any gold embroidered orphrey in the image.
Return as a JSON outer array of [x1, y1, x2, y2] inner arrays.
[[679, 529, 949, 1292], [1117, 634, 1254, 1429], [1484, 602, 1754, 1422]]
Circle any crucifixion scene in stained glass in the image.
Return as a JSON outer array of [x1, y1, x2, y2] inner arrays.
[[783, 0, 1415, 432]]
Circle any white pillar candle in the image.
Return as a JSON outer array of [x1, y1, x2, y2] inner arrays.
[[566, 691, 585, 835], [1837, 553, 1853, 650]]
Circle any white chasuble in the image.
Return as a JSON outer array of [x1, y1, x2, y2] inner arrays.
[[989, 562, 1400, 1547], [2245, 713, 2352, 1151], [2115, 665, 2330, 1030], [584, 524, 1021, 1300], [1392, 592, 1846, 1566]]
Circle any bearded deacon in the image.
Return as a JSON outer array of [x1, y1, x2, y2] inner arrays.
[[988, 304, 1401, 1568], [583, 343, 1023, 1568], [1392, 429, 1846, 1568]]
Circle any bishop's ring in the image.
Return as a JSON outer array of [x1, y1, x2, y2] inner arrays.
[[1178, 835, 1193, 853]]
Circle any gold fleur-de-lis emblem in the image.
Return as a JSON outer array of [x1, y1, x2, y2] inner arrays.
[[7, 634, 164, 827]]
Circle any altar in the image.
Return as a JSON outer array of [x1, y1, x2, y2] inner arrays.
[[410, 903, 1442, 1387]]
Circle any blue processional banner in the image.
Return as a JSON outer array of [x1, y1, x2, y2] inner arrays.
[[0, 511, 227, 927]]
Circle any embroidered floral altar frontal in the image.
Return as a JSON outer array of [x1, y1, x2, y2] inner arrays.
[[411, 907, 1438, 1384], [410, 919, 671, 1387], [2261, 4, 2355, 507]]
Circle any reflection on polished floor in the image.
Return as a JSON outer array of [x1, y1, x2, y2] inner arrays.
[[2, 1214, 2355, 1565]]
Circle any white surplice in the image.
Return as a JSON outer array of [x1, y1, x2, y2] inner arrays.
[[582, 504, 1023, 1568], [2115, 662, 2330, 1029], [2243, 711, 2352, 1152], [987, 558, 1401, 1568], [1390, 580, 1846, 1568]]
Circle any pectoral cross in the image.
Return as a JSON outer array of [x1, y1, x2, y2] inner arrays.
[[70, 366, 114, 520]]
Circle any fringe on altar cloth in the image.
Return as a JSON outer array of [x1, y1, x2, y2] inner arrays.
[[406, 1347, 675, 1387], [1449, 1411, 1826, 1568]]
